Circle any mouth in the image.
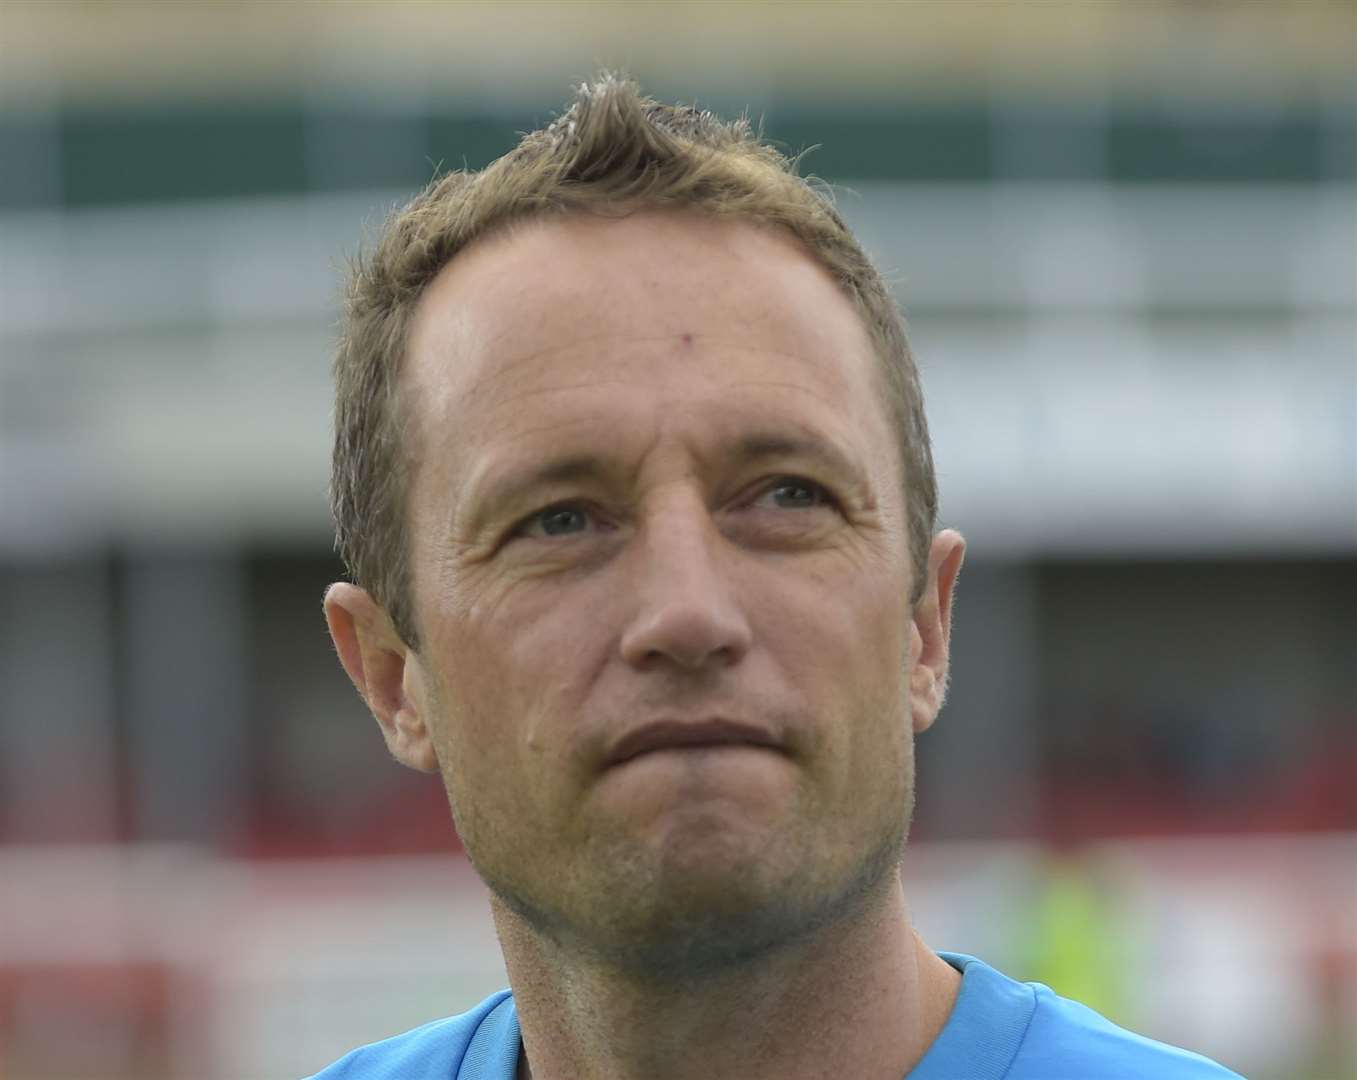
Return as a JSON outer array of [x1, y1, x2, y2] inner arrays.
[[604, 719, 784, 768]]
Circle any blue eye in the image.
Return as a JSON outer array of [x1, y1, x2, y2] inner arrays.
[[531, 505, 590, 537], [763, 479, 827, 509]]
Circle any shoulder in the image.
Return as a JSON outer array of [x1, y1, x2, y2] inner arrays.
[[303, 990, 517, 1080], [1016, 982, 1245, 1078], [920, 954, 1244, 1080]]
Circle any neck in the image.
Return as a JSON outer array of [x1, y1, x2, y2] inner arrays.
[[495, 874, 960, 1080]]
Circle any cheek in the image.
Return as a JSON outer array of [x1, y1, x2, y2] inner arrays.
[[415, 615, 521, 801], [424, 590, 610, 794], [780, 551, 909, 668], [759, 559, 912, 734]]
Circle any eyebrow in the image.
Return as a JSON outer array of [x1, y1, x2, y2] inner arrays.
[[455, 454, 618, 538], [727, 431, 864, 484]]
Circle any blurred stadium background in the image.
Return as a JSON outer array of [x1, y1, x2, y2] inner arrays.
[[0, 2, 1353, 1078]]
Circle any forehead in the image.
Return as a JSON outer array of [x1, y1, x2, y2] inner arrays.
[[409, 210, 879, 403], [402, 210, 892, 480]]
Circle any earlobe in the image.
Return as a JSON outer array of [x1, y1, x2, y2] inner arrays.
[[909, 530, 966, 735], [323, 583, 439, 774]]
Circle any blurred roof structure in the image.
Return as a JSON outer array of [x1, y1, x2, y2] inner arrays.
[[3, 0, 1355, 107]]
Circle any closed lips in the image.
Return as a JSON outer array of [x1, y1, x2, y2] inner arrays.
[[604, 719, 783, 767]]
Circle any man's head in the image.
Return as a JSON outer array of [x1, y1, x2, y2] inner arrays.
[[331, 75, 936, 651], [324, 77, 963, 978]]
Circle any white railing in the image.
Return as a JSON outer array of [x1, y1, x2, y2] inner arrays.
[[2, 836, 1353, 1079]]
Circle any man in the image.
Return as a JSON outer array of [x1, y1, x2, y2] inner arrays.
[[313, 77, 1242, 1080]]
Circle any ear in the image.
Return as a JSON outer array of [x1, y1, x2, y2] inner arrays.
[[323, 582, 439, 773], [908, 529, 966, 735]]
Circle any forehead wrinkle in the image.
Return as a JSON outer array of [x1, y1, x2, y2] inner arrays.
[[438, 345, 860, 455], [463, 348, 858, 417], [435, 336, 678, 427], [490, 375, 640, 406], [719, 375, 851, 406], [713, 376, 884, 454], [462, 329, 686, 384]]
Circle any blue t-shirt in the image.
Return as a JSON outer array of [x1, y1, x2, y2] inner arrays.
[[305, 953, 1244, 1079]]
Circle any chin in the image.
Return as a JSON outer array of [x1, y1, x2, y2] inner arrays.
[[495, 819, 905, 982], [631, 840, 901, 980]]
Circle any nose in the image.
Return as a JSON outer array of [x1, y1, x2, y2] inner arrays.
[[618, 501, 753, 672]]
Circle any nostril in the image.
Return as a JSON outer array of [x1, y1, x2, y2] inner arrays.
[[639, 640, 739, 671]]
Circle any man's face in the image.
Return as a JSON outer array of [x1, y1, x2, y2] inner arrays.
[[400, 210, 925, 970]]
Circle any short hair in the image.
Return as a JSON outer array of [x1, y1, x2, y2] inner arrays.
[[332, 75, 937, 649]]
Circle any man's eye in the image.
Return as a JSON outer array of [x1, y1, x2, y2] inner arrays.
[[523, 504, 591, 538], [758, 478, 830, 510]]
